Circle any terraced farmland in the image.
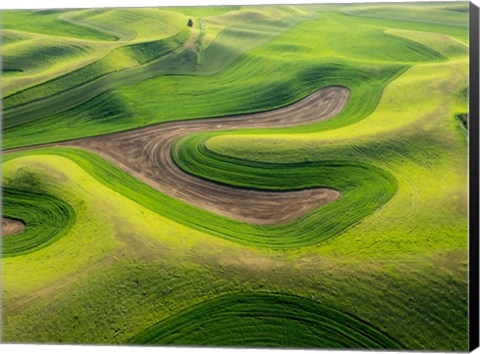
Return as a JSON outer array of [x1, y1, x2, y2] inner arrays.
[[1, 2, 471, 350]]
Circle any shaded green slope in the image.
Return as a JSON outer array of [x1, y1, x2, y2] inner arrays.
[[129, 292, 402, 349]]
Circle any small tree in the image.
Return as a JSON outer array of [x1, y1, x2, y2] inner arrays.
[[187, 19, 193, 27]]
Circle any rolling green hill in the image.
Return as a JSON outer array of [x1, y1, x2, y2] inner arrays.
[[1, 2, 470, 351]]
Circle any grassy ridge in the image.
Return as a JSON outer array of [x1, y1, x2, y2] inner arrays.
[[386, 29, 468, 59], [3, 30, 189, 110], [1, 30, 29, 45], [129, 292, 402, 349], [1, 30, 117, 96], [341, 7, 469, 43], [2, 188, 75, 257], [58, 8, 188, 41], [2, 40, 92, 76], [169, 6, 241, 16], [345, 3, 469, 28], [1, 8, 188, 96], [1, 10, 115, 40]]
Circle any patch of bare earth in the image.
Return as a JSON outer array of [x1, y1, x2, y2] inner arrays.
[[2, 217, 26, 236]]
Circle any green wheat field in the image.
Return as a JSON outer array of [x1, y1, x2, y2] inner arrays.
[[0, 2, 470, 350]]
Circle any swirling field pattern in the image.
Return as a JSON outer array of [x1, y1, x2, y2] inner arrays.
[[1, 2, 470, 350]]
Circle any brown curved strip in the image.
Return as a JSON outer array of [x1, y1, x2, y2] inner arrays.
[[9, 87, 350, 225]]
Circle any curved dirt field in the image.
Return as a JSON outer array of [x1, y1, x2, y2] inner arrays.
[[9, 87, 350, 225], [2, 217, 26, 237]]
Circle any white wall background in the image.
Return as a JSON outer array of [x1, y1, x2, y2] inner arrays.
[[0, 0, 478, 353]]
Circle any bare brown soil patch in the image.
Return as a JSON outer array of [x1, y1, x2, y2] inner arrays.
[[9, 87, 349, 225], [2, 217, 26, 236]]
